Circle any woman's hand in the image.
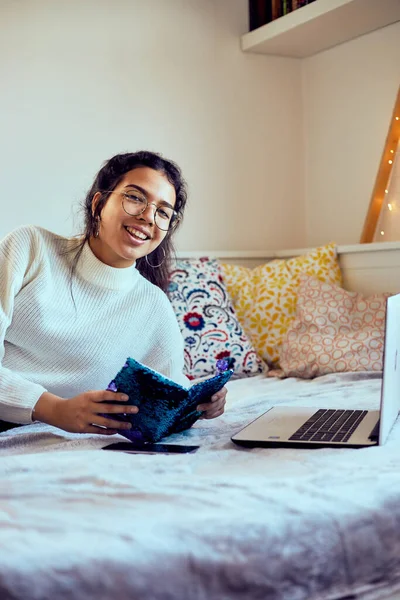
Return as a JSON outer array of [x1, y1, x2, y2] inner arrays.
[[33, 390, 138, 435], [196, 386, 227, 420]]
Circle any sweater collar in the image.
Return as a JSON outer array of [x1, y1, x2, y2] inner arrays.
[[75, 241, 139, 291]]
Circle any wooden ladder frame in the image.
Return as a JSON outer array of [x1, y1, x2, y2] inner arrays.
[[360, 85, 400, 243]]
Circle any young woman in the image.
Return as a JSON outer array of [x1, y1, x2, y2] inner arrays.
[[0, 151, 227, 435]]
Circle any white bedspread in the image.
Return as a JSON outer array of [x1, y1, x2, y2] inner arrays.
[[1, 372, 400, 600]]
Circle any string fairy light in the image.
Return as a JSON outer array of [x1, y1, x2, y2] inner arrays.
[[379, 135, 400, 240]]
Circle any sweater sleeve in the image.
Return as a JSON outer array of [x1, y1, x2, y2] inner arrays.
[[0, 227, 47, 424], [147, 291, 189, 388], [164, 327, 189, 388]]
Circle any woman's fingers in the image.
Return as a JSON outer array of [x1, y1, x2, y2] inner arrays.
[[202, 407, 225, 420], [197, 397, 226, 419], [90, 415, 132, 430], [211, 389, 227, 402], [196, 392, 226, 412], [91, 391, 130, 403], [196, 400, 223, 413], [84, 426, 120, 436], [98, 403, 139, 415]]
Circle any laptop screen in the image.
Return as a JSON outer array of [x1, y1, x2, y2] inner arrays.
[[378, 293, 400, 445]]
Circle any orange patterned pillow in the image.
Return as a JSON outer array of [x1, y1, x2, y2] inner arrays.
[[279, 275, 390, 378], [221, 243, 342, 366]]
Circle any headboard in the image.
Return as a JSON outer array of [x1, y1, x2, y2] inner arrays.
[[177, 241, 400, 295]]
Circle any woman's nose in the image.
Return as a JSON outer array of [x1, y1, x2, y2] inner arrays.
[[140, 202, 157, 224]]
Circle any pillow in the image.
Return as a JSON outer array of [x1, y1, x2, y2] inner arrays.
[[279, 275, 390, 378], [168, 258, 265, 379], [221, 243, 342, 366]]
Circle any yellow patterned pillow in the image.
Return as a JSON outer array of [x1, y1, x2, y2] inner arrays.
[[221, 243, 342, 366]]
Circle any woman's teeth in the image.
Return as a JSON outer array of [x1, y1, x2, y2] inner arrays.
[[125, 226, 147, 240]]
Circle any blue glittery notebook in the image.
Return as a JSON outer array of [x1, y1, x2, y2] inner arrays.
[[104, 357, 234, 444]]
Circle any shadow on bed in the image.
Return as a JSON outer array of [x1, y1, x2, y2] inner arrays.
[[0, 421, 25, 433]]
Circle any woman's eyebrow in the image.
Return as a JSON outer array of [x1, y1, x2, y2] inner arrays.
[[123, 184, 174, 210]]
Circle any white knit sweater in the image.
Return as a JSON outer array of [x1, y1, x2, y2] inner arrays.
[[0, 225, 187, 424]]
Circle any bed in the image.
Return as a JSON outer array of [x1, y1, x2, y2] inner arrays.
[[1, 241, 400, 600]]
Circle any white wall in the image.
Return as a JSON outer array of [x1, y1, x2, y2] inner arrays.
[[0, 0, 304, 251], [302, 21, 400, 247]]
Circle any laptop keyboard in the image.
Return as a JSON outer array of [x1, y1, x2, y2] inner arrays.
[[289, 409, 368, 443]]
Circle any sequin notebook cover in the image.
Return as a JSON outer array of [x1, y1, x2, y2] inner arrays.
[[104, 357, 233, 444]]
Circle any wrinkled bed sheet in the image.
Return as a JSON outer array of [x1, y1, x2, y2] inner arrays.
[[1, 372, 400, 600]]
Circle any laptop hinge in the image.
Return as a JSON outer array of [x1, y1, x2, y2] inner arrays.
[[369, 418, 380, 441]]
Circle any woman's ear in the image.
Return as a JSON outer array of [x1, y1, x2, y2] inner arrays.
[[91, 191, 102, 217]]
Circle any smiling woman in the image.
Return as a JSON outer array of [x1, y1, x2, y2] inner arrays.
[[0, 151, 228, 436]]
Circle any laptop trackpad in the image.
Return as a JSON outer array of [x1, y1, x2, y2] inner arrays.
[[233, 407, 317, 442]]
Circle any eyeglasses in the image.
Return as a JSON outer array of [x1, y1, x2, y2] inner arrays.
[[104, 190, 180, 232]]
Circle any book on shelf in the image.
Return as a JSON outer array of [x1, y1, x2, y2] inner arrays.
[[249, 0, 272, 30], [282, 0, 317, 14], [272, 0, 281, 19], [248, 0, 318, 31], [296, 0, 317, 7]]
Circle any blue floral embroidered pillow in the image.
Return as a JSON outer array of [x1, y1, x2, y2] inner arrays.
[[168, 258, 265, 379]]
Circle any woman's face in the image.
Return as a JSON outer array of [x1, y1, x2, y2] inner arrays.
[[90, 167, 177, 268]]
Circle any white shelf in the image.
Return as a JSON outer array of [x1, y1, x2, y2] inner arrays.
[[241, 0, 400, 58]]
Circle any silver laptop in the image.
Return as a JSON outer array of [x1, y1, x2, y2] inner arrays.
[[232, 293, 400, 449]]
